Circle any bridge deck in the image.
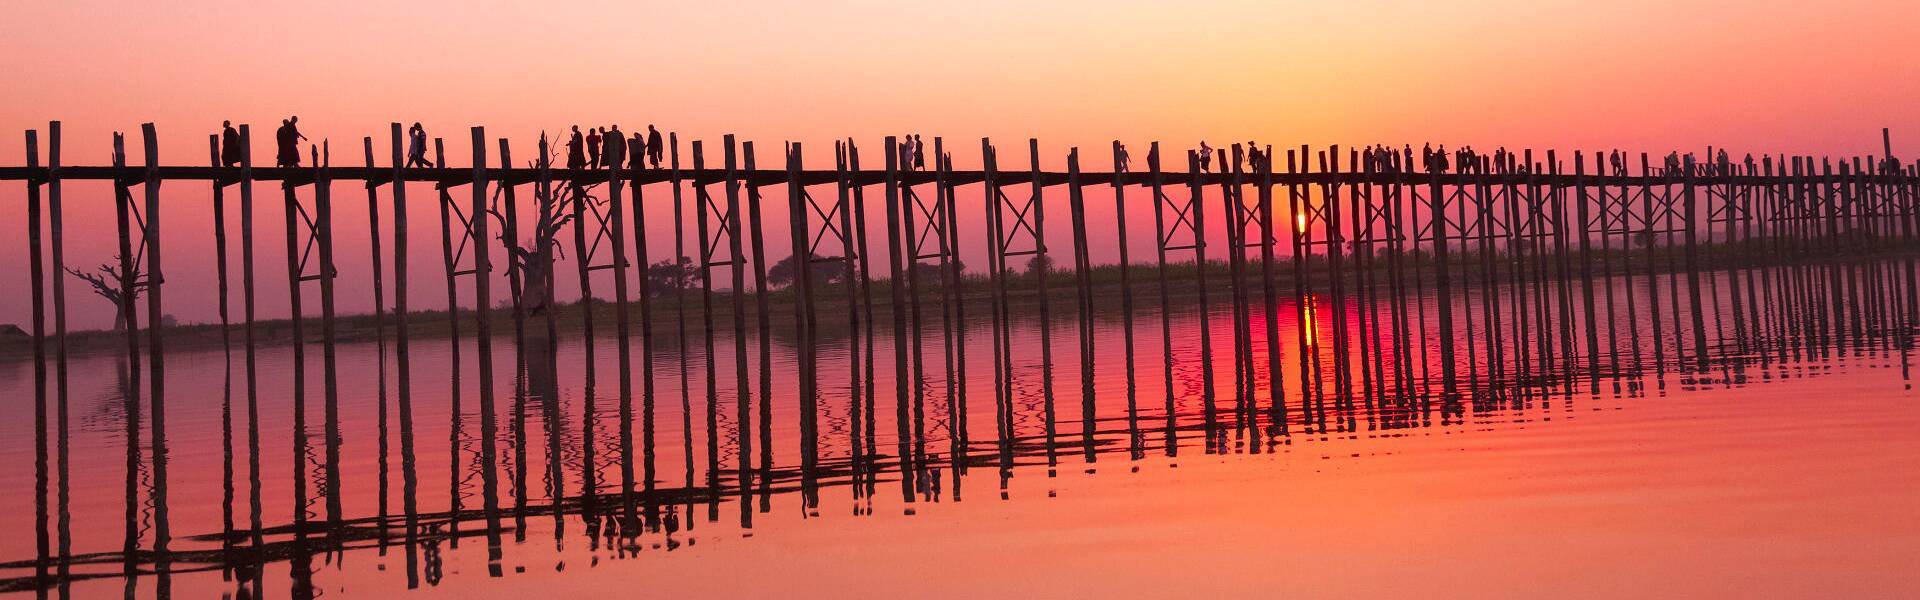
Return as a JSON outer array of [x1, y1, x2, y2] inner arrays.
[[0, 165, 1898, 188]]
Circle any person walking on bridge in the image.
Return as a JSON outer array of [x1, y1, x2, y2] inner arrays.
[[641, 129, 656, 171], [406, 123, 434, 168], [220, 121, 242, 168], [1116, 142, 1130, 173], [913, 135, 926, 171], [275, 116, 307, 167], [1198, 141, 1213, 172], [647, 125, 664, 169], [587, 127, 604, 169], [605, 125, 626, 171], [567, 126, 586, 170]]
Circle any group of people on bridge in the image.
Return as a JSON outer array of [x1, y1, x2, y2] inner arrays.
[[1187, 141, 1271, 173], [897, 134, 926, 171], [566, 124, 665, 171]]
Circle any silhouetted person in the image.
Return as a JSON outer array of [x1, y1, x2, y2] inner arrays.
[[898, 134, 913, 170], [220, 121, 242, 168], [1198, 141, 1212, 172], [647, 125, 663, 168], [630, 132, 646, 171], [1146, 144, 1158, 170], [605, 125, 626, 170], [407, 123, 433, 168], [587, 128, 604, 169], [1116, 142, 1130, 172], [275, 117, 307, 167], [567, 126, 586, 170], [913, 134, 925, 171]]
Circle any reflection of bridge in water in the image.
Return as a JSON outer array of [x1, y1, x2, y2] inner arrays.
[[8, 121, 1920, 596]]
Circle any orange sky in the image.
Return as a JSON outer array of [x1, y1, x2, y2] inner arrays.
[[4, 0, 1920, 329]]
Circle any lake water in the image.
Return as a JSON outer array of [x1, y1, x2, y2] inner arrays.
[[2, 259, 1918, 598]]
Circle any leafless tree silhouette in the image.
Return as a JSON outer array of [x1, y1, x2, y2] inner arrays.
[[66, 260, 143, 330]]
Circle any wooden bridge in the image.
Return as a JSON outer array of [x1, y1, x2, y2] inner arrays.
[[10, 120, 1920, 593]]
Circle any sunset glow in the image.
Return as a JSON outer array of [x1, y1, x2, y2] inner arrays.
[[5, 3, 1920, 598]]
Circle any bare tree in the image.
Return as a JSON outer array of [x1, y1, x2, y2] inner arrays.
[[66, 260, 142, 330], [489, 132, 591, 316]]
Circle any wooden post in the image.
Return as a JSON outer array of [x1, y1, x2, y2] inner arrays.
[[1026, 139, 1061, 469], [137, 124, 172, 556], [724, 137, 754, 510], [359, 136, 389, 535], [848, 139, 877, 483], [1112, 141, 1143, 449], [1149, 143, 1179, 448], [744, 141, 774, 493], [626, 135, 658, 521], [498, 138, 524, 349], [882, 135, 914, 498], [670, 133, 696, 502], [44, 121, 71, 570], [692, 139, 720, 504], [1067, 147, 1096, 461], [900, 146, 930, 478], [26, 129, 48, 571], [1575, 152, 1601, 383], [275, 130, 308, 530], [605, 127, 637, 518], [834, 142, 864, 481], [786, 142, 819, 497], [388, 122, 419, 551], [1257, 145, 1285, 434], [1188, 149, 1219, 438], [1681, 154, 1709, 369], [1427, 144, 1457, 399], [933, 138, 960, 475]]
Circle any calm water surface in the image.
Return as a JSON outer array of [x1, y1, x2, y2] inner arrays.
[[2, 261, 1918, 598]]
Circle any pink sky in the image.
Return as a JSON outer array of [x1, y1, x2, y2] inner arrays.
[[4, 0, 1920, 330]]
